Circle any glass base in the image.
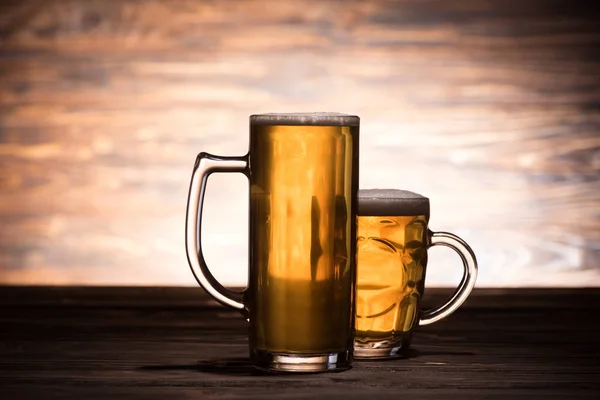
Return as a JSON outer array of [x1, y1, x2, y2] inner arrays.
[[353, 337, 411, 359], [251, 348, 352, 373]]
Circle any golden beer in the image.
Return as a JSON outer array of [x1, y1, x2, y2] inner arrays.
[[248, 123, 358, 354], [355, 215, 427, 348]]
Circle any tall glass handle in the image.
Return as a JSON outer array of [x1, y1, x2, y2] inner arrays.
[[419, 230, 478, 326], [185, 152, 249, 316]]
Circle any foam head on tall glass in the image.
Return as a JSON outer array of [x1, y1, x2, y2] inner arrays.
[[354, 189, 478, 359], [185, 113, 360, 372]]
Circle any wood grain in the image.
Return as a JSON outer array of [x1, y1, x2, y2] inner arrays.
[[0, 286, 599, 399], [0, 0, 599, 287]]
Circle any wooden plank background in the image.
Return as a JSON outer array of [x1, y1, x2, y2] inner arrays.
[[0, 0, 599, 287]]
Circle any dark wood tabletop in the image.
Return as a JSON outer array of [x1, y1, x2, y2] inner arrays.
[[1, 286, 599, 399]]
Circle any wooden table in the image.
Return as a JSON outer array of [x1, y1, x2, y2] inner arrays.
[[1, 287, 599, 399]]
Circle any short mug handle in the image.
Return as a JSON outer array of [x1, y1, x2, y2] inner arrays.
[[185, 152, 249, 316], [419, 230, 478, 326]]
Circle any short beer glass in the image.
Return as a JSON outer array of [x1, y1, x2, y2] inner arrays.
[[354, 189, 478, 359]]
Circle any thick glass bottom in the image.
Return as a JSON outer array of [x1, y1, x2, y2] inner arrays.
[[251, 348, 352, 373], [353, 337, 411, 359]]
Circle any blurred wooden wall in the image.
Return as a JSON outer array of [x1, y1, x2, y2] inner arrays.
[[1, 0, 599, 287]]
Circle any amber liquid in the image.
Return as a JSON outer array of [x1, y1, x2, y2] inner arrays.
[[355, 216, 428, 344], [247, 124, 359, 353]]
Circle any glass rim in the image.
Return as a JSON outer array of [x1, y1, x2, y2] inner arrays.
[[358, 189, 430, 218], [250, 113, 360, 127]]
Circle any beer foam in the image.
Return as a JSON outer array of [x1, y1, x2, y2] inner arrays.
[[250, 112, 359, 126], [358, 189, 430, 218]]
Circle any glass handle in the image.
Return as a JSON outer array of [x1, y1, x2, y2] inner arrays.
[[419, 230, 478, 326], [185, 152, 249, 316]]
